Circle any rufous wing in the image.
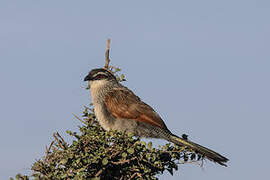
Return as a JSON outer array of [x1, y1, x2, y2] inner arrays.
[[104, 87, 167, 129]]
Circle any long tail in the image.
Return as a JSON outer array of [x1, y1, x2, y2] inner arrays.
[[169, 134, 229, 166]]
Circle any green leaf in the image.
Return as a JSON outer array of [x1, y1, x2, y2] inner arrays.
[[127, 132, 134, 137], [141, 141, 146, 146], [102, 158, 108, 165], [122, 152, 127, 158], [148, 142, 152, 150], [127, 148, 134, 154], [15, 174, 20, 180], [115, 67, 121, 72], [146, 153, 151, 160], [60, 158, 68, 165]]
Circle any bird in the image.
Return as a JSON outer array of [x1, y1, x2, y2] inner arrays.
[[84, 68, 229, 166]]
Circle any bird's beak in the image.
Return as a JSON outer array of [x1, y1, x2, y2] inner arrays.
[[84, 74, 91, 81]]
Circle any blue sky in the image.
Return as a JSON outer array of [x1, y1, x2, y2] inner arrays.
[[1, 1, 269, 179]]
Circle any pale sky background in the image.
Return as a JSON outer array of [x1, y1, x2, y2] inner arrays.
[[1, 1, 270, 179]]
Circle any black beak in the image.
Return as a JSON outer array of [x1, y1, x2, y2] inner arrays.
[[84, 74, 91, 81]]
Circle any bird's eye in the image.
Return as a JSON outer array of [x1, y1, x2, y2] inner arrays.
[[94, 74, 107, 80]]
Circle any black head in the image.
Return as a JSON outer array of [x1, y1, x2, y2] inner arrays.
[[84, 68, 117, 82]]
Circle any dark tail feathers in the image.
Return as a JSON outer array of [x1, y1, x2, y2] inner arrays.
[[169, 134, 229, 166]]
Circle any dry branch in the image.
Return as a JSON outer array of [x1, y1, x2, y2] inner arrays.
[[104, 38, 111, 69]]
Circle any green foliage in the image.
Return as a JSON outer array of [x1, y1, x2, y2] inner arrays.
[[14, 66, 201, 180]]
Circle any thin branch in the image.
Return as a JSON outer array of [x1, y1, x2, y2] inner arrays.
[[56, 132, 67, 147], [46, 141, 54, 154], [73, 113, 85, 124], [104, 38, 111, 69], [95, 169, 103, 177], [84, 105, 93, 112], [45, 141, 55, 162], [53, 132, 68, 150], [128, 172, 139, 180], [111, 157, 137, 165]]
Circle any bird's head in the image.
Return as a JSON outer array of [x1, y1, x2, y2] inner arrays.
[[84, 68, 117, 87]]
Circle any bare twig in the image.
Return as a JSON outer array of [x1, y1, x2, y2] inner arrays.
[[111, 157, 137, 165], [53, 132, 68, 150], [73, 113, 85, 124], [104, 38, 111, 69], [95, 169, 103, 177], [109, 150, 121, 159], [45, 141, 55, 155], [83, 105, 93, 112], [56, 132, 67, 147], [45, 141, 55, 162], [128, 172, 139, 180]]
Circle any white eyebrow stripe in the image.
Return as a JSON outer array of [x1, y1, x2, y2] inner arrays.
[[93, 72, 108, 77]]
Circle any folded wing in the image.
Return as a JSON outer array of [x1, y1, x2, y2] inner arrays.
[[105, 87, 167, 129]]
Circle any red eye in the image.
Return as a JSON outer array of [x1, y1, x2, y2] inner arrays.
[[95, 74, 106, 79]]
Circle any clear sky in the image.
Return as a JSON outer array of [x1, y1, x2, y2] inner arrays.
[[1, 0, 269, 179]]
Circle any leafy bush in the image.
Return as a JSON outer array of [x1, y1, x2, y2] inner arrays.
[[13, 104, 202, 180], [12, 40, 203, 180]]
